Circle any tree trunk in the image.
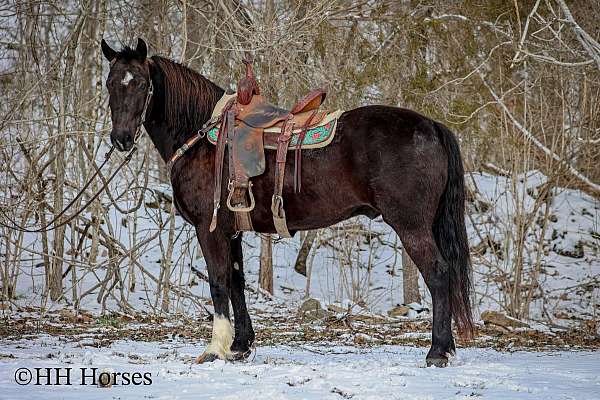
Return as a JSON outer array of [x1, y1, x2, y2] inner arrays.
[[294, 230, 317, 276], [259, 234, 273, 295], [402, 248, 421, 304], [49, 7, 86, 301]]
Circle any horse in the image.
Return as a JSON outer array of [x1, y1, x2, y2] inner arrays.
[[100, 38, 473, 367]]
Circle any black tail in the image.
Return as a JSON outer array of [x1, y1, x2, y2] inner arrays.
[[433, 122, 474, 338]]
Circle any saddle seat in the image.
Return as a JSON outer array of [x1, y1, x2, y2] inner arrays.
[[236, 89, 327, 130], [227, 89, 327, 183]]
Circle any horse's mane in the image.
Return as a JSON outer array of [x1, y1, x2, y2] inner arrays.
[[150, 55, 224, 134]]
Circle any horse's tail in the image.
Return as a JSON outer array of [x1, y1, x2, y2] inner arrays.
[[433, 122, 474, 338]]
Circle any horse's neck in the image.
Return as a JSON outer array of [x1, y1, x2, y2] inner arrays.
[[144, 61, 224, 163], [143, 120, 177, 164]]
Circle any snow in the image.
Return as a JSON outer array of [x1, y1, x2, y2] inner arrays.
[[0, 337, 599, 399], [469, 172, 599, 320]]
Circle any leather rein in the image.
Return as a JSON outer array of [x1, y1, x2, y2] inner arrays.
[[0, 80, 154, 233]]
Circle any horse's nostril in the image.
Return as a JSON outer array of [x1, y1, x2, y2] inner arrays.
[[110, 135, 122, 151], [110, 128, 134, 151], [123, 134, 133, 148]]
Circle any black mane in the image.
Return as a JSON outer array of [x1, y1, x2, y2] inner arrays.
[[150, 56, 224, 137]]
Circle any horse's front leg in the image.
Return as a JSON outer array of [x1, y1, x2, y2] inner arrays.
[[229, 234, 255, 359], [195, 227, 234, 363]]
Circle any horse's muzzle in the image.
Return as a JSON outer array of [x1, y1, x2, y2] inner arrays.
[[110, 129, 134, 152]]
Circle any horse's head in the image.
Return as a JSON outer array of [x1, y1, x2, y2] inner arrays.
[[101, 38, 152, 152]]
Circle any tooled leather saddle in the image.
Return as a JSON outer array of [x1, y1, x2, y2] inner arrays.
[[209, 59, 328, 237], [168, 58, 334, 237]]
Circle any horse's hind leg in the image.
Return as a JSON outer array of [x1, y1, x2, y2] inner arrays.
[[390, 224, 455, 367], [229, 234, 255, 358], [195, 227, 234, 363]]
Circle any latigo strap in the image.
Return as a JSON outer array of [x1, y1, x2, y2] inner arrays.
[[209, 101, 235, 232]]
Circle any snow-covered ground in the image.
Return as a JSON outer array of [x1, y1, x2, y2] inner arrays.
[[0, 337, 598, 400], [0, 336, 599, 400]]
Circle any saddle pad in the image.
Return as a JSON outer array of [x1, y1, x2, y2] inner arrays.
[[207, 109, 343, 150]]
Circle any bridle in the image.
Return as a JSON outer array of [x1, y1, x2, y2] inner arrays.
[[0, 70, 154, 233], [134, 77, 154, 142]]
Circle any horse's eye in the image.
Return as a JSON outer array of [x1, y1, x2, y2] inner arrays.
[[139, 82, 147, 91]]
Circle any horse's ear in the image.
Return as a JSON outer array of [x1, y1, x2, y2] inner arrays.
[[136, 38, 147, 60], [101, 39, 117, 62]]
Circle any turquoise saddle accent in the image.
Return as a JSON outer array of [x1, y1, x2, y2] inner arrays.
[[207, 121, 336, 149]]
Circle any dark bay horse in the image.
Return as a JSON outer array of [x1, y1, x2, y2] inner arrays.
[[101, 38, 473, 367]]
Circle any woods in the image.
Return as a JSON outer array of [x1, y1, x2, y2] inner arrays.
[[0, 0, 598, 328]]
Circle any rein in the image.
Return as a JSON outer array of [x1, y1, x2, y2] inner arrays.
[[0, 80, 153, 233]]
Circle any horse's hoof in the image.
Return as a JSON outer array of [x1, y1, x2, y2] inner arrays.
[[195, 352, 219, 364], [230, 349, 252, 361], [426, 357, 448, 368]]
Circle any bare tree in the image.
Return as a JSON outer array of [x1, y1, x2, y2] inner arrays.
[[294, 230, 317, 276], [259, 234, 273, 295], [402, 250, 421, 305]]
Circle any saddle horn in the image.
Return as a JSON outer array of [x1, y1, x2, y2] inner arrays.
[[237, 53, 260, 105]]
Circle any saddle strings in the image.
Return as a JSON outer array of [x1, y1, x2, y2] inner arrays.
[[0, 79, 154, 233]]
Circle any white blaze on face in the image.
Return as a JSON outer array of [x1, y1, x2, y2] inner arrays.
[[121, 71, 134, 86], [205, 314, 233, 359]]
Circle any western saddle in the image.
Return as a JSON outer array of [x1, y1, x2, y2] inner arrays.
[[209, 58, 328, 237]]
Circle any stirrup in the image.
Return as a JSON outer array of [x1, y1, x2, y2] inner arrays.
[[226, 181, 255, 212]]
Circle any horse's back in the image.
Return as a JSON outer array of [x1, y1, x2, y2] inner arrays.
[[336, 104, 448, 175], [338, 104, 443, 146]]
